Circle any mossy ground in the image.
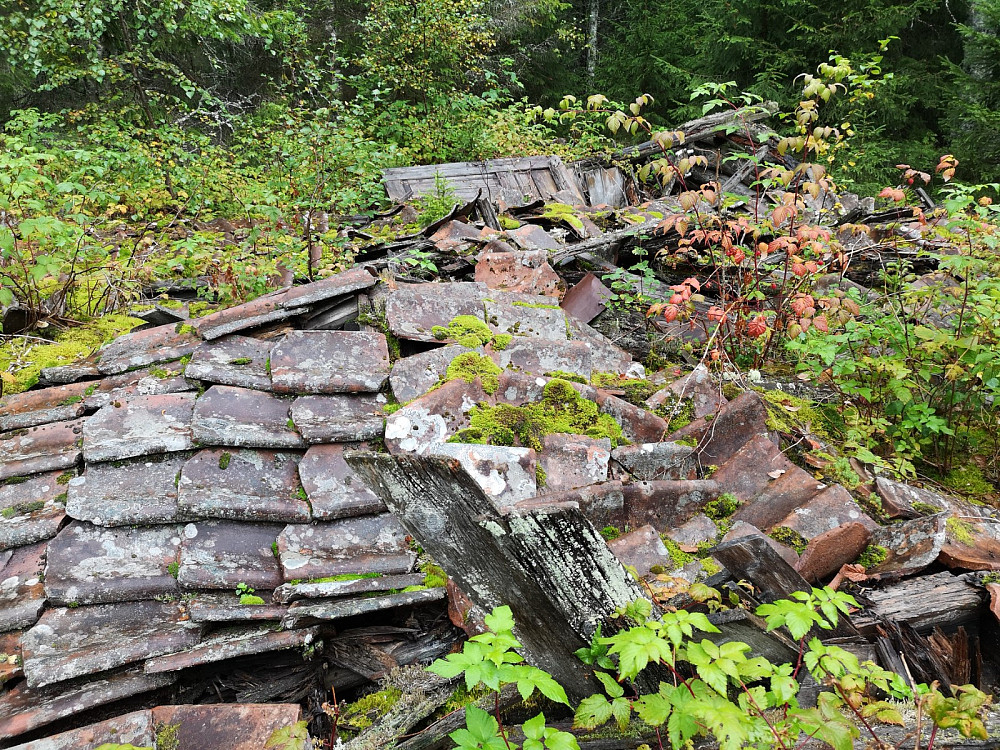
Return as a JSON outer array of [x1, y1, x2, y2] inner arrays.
[[1, 313, 144, 395], [451, 378, 624, 450]]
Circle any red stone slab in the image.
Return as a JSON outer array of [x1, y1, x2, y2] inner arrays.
[[83, 393, 196, 463], [0, 668, 174, 741], [939, 515, 1000, 571], [43, 522, 182, 605], [7, 709, 154, 750], [191, 386, 305, 449], [20, 601, 202, 688], [65, 452, 189, 526], [290, 394, 386, 443], [269, 330, 390, 394], [0, 630, 24, 685], [732, 465, 828, 531], [795, 522, 871, 583], [178, 449, 309, 523], [484, 292, 569, 341], [183, 334, 273, 390], [565, 317, 634, 373], [388, 344, 478, 403], [194, 291, 296, 340], [608, 524, 675, 578], [771, 484, 878, 540], [710, 434, 796, 501], [0, 382, 89, 432], [82, 366, 193, 411], [596, 393, 669, 444], [672, 391, 773, 467], [0, 541, 47, 633], [622, 480, 721, 531], [298, 444, 387, 520], [610, 441, 696, 481], [177, 521, 284, 591], [0, 471, 69, 551], [0, 418, 85, 481], [280, 266, 376, 309], [865, 513, 948, 578], [385, 282, 490, 342], [144, 624, 318, 673], [277, 514, 415, 582], [384, 378, 486, 455], [187, 592, 288, 623], [95, 323, 200, 375], [148, 703, 303, 750]]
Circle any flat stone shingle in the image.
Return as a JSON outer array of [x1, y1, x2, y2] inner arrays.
[[20, 601, 201, 688], [388, 344, 474, 403], [178, 449, 309, 523], [193, 292, 296, 341], [277, 515, 415, 582], [187, 592, 288, 623], [177, 521, 284, 591], [279, 266, 376, 309], [191, 386, 304, 450], [4, 708, 153, 749], [0, 419, 85, 482], [143, 625, 318, 673], [182, 335, 272, 391], [0, 471, 69, 552], [297, 444, 386, 520], [82, 394, 196, 463], [269, 331, 390, 394], [65, 453, 190, 527], [95, 323, 200, 376], [385, 282, 491, 343], [289, 394, 385, 443], [427, 443, 537, 509], [0, 382, 89, 432], [273, 572, 425, 604], [282, 588, 445, 628], [537, 434, 611, 493], [492, 338, 592, 379], [43, 522, 182, 606], [0, 541, 47, 633], [384, 378, 486, 455]]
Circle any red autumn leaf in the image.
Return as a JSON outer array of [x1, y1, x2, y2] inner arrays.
[[790, 294, 814, 316], [747, 316, 767, 338], [661, 304, 679, 322], [813, 314, 829, 332], [706, 306, 726, 323]]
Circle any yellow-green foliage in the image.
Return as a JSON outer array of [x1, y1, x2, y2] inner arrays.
[[452, 378, 624, 450], [539, 202, 585, 231], [431, 315, 493, 347], [0, 314, 144, 395], [661, 538, 695, 569], [421, 561, 448, 588], [703, 493, 741, 520], [445, 352, 502, 394], [341, 687, 404, 731], [652, 395, 696, 431], [154, 722, 180, 750], [946, 517, 978, 546]]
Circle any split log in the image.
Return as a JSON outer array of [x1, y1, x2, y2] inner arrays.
[[346, 453, 649, 700], [343, 671, 458, 750]]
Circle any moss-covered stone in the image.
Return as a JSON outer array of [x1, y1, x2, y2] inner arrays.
[[445, 352, 502, 394], [946, 516, 978, 546], [759, 389, 832, 438], [431, 314, 494, 348], [911, 501, 942, 515], [592, 372, 658, 405], [539, 202, 585, 231], [661, 537, 696, 569], [601, 526, 622, 541], [857, 543, 888, 569], [768, 526, 808, 554], [450, 378, 624, 450], [421, 561, 448, 588], [703, 493, 741, 520], [239, 594, 267, 605]]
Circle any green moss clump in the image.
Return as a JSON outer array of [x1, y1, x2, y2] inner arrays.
[[53, 492, 67, 505], [498, 216, 521, 230], [539, 202, 585, 231], [290, 572, 383, 585], [653, 396, 696, 431], [912, 501, 942, 515], [239, 594, 266, 605], [601, 526, 622, 541], [544, 370, 588, 384], [592, 372, 658, 405], [769, 526, 808, 554], [421, 562, 448, 588], [857, 544, 888, 569], [941, 465, 995, 497], [661, 538, 696, 569], [946, 517, 978, 547], [492, 333, 513, 351], [56, 471, 74, 485], [512, 300, 560, 310], [167, 561, 180, 579], [218, 452, 232, 470], [703, 493, 741, 520], [535, 463, 547, 489], [1, 500, 45, 519], [700, 557, 722, 576], [431, 314, 493, 348], [450, 378, 624, 450], [155, 721, 181, 750], [174, 322, 199, 336], [342, 687, 404, 732], [445, 352, 502, 394], [229, 357, 252, 365], [0, 313, 144, 395]]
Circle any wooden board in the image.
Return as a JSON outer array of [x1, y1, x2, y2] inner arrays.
[[383, 156, 586, 206]]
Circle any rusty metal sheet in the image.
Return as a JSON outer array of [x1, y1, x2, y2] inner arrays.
[[277, 514, 415, 582], [20, 601, 202, 688], [273, 572, 424, 604], [95, 323, 200, 376], [65, 452, 190, 527], [0, 418, 85, 482], [177, 521, 284, 591], [194, 290, 296, 341], [298, 444, 387, 520], [560, 273, 613, 323], [270, 331, 390, 394], [0, 541, 47, 633], [289, 394, 385, 443], [148, 703, 302, 750], [0, 382, 89, 432], [178, 449, 309, 523], [43, 522, 182, 606], [283, 588, 446, 628], [83, 394, 196, 463], [280, 266, 376, 309], [384, 282, 489, 343], [183, 335, 273, 391], [0, 668, 174, 741], [191, 385, 304, 449], [143, 624, 318, 673]]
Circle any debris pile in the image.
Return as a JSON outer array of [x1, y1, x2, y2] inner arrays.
[[1, 106, 999, 748]]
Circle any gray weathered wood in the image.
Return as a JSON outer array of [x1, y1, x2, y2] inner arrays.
[[345, 453, 648, 700], [854, 572, 984, 636], [344, 671, 458, 750]]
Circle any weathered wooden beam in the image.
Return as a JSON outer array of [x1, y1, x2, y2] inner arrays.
[[345, 453, 648, 700]]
